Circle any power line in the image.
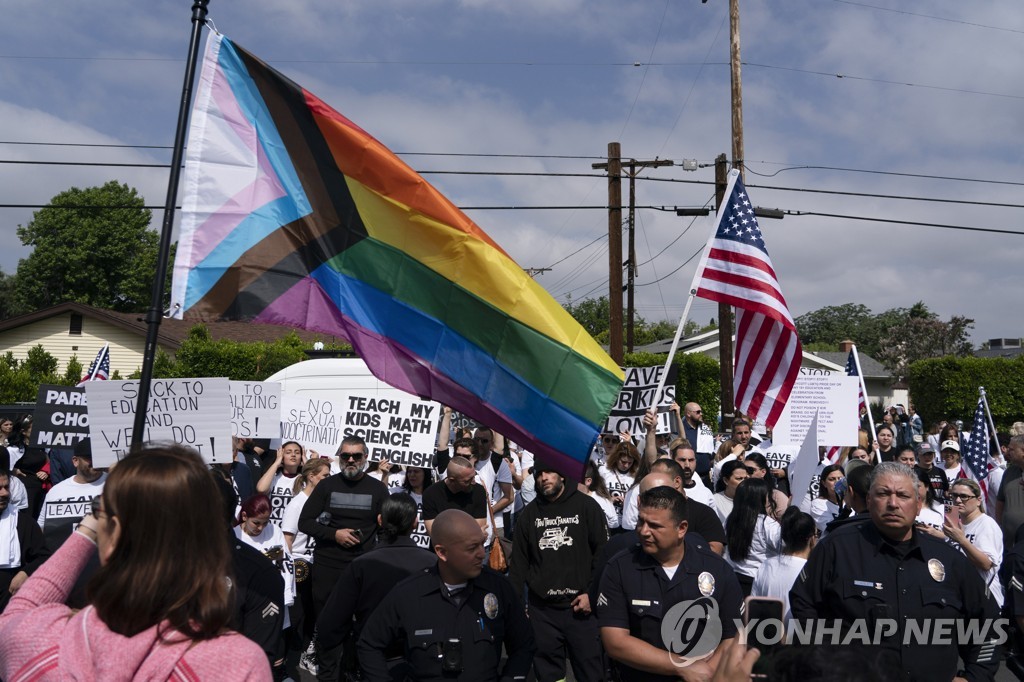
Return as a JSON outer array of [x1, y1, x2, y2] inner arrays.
[[539, 232, 606, 270], [829, 0, 1024, 35], [636, 246, 704, 287], [743, 162, 1024, 187], [788, 210, 1024, 237]]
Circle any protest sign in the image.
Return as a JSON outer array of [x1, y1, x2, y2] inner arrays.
[[31, 384, 90, 448], [85, 378, 233, 467], [789, 412, 826, 510], [280, 393, 347, 455], [752, 441, 800, 473], [773, 368, 859, 447], [603, 365, 678, 435], [339, 392, 440, 467], [229, 381, 282, 438]]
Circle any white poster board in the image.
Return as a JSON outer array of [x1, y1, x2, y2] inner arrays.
[[789, 412, 825, 510], [86, 378, 233, 467], [338, 392, 440, 467], [603, 365, 677, 435], [229, 381, 282, 438], [280, 393, 347, 456], [773, 368, 859, 447]]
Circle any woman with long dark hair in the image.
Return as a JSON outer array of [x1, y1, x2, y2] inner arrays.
[[583, 461, 620, 531], [8, 415, 46, 520], [0, 445, 271, 680], [809, 464, 845, 534], [751, 507, 816, 622], [598, 441, 640, 523], [724, 478, 782, 597], [394, 466, 434, 549], [256, 440, 305, 528], [744, 453, 789, 520], [713, 459, 750, 528]]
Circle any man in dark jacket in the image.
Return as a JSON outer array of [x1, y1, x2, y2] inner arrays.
[[509, 465, 607, 681]]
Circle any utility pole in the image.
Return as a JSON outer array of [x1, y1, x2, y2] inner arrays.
[[714, 154, 735, 431], [592, 143, 623, 364], [624, 157, 673, 352]]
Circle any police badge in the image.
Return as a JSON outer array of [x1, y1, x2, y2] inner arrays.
[[483, 592, 500, 619], [927, 558, 945, 582], [697, 571, 716, 597]]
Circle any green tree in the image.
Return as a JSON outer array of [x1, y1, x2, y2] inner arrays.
[[795, 303, 875, 352], [13, 181, 161, 313], [877, 313, 974, 382]]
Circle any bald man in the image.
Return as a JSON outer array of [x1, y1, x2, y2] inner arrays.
[[358, 510, 535, 680], [681, 402, 715, 487], [421, 457, 489, 535]]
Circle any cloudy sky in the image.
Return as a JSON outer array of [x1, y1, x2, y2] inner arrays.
[[2, 1, 1021, 345]]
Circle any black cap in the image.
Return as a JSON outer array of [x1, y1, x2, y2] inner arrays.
[[74, 437, 92, 460]]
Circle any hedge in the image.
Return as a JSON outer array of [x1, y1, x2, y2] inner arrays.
[[907, 355, 1024, 430], [624, 351, 721, 424]]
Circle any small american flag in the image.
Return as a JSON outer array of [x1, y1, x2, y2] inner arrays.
[[695, 170, 802, 429], [963, 395, 990, 483], [845, 349, 867, 413], [77, 343, 110, 386]]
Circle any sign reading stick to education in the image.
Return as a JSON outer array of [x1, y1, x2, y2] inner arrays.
[[85, 378, 233, 467], [31, 384, 90, 448]]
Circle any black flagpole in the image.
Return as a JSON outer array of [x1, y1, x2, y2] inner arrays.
[[131, 0, 211, 451]]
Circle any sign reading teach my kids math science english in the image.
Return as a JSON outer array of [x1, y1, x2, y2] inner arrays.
[[85, 378, 233, 468], [339, 392, 440, 468]]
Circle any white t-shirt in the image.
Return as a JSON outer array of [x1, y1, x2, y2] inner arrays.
[[38, 474, 108, 548], [475, 457, 512, 530], [390, 487, 431, 549], [267, 472, 299, 527], [683, 480, 716, 510], [713, 492, 734, 529], [620, 485, 640, 531], [751, 554, 807, 622], [943, 465, 965, 484], [280, 490, 315, 563], [915, 501, 944, 533], [234, 523, 295, 610], [808, 498, 842, 535], [962, 513, 1004, 607], [589, 491, 620, 530], [598, 464, 634, 522], [725, 515, 783, 578]]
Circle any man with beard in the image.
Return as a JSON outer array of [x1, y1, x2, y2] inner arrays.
[[298, 436, 388, 618], [681, 402, 716, 487], [38, 438, 106, 551], [508, 465, 607, 681]]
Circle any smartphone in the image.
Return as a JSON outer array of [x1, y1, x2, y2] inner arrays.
[[743, 596, 785, 654]]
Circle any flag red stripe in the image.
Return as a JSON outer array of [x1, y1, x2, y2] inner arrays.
[[706, 247, 780, 281]]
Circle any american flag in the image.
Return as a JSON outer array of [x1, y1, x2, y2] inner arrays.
[[845, 349, 867, 413], [963, 395, 990, 483], [694, 170, 802, 429], [77, 343, 110, 386]]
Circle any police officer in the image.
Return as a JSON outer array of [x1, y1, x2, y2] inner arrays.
[[596, 486, 742, 682], [316, 493, 437, 681], [357, 509, 535, 681], [790, 461, 1002, 682]]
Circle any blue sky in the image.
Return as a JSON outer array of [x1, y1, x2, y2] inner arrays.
[[2, 1, 1022, 345]]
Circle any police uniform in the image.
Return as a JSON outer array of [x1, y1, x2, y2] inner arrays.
[[596, 535, 742, 682], [356, 565, 535, 681], [790, 520, 1001, 682]]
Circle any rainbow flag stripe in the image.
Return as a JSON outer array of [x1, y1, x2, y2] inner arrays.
[[171, 34, 623, 474]]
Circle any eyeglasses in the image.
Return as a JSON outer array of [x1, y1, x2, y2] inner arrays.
[[694, 410, 702, 414], [339, 452, 363, 461], [948, 493, 977, 501], [602, 437, 617, 444]]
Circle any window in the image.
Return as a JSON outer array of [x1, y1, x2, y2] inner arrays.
[[69, 313, 83, 335]]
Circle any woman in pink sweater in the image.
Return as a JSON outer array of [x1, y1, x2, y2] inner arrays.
[[0, 445, 271, 681]]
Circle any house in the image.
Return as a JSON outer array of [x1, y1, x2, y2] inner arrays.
[[0, 302, 346, 377], [633, 334, 903, 409], [976, 338, 1024, 359]]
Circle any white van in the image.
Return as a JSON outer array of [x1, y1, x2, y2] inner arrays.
[[263, 358, 418, 401]]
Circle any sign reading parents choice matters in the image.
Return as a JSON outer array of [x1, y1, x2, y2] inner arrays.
[[85, 378, 233, 467], [31, 384, 90, 449]]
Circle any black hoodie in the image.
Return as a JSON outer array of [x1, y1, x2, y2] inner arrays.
[[509, 481, 608, 607]]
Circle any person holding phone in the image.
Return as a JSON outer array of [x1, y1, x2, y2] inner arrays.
[[751, 508, 816, 623], [936, 479, 1004, 608]]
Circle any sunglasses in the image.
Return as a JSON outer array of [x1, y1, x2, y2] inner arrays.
[[339, 452, 364, 461]]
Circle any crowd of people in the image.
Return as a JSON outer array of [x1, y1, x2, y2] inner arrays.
[[0, 400, 1023, 681]]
